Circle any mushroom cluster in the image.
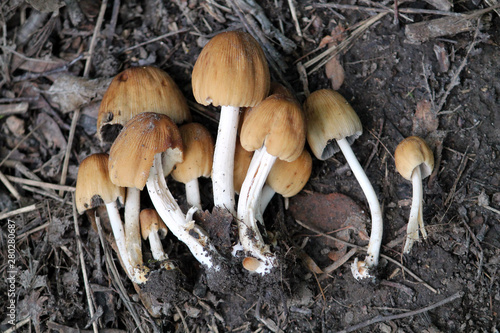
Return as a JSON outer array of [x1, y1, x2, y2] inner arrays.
[[76, 30, 435, 289]]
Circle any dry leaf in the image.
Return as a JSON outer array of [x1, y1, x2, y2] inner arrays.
[[412, 99, 439, 136], [325, 56, 345, 90]]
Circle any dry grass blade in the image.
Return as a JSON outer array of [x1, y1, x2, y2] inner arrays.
[[59, 108, 80, 196]]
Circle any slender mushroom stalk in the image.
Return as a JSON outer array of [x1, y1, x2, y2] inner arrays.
[[75, 153, 148, 284], [171, 123, 214, 210], [394, 136, 434, 253], [238, 94, 306, 274], [192, 30, 270, 215], [304, 89, 383, 280], [140, 208, 176, 270], [109, 112, 221, 270]]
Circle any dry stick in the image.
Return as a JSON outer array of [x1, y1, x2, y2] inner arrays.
[[0, 204, 37, 220], [16, 221, 50, 240], [118, 29, 190, 54], [0, 121, 46, 168], [93, 215, 147, 333], [71, 194, 99, 333], [0, 169, 21, 200], [174, 304, 190, 333], [294, 219, 438, 293], [83, 0, 108, 77], [320, 248, 357, 278], [363, 119, 384, 170], [313, 3, 464, 17], [6, 175, 75, 192], [3, 317, 31, 333], [286, 0, 302, 37], [59, 108, 80, 196], [0, 102, 29, 115], [444, 146, 470, 207], [335, 291, 464, 333]]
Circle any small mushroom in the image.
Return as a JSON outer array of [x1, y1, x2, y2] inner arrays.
[[304, 89, 383, 280], [109, 112, 221, 270], [238, 93, 306, 274], [140, 208, 176, 270], [171, 123, 214, 210], [192, 30, 270, 215], [394, 136, 434, 253], [75, 153, 148, 284]]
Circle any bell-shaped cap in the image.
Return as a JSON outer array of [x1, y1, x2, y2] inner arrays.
[[304, 89, 362, 160], [267, 149, 312, 197], [140, 208, 168, 240], [171, 123, 214, 184], [75, 153, 125, 214], [395, 136, 434, 180], [108, 112, 183, 190], [97, 66, 191, 143], [192, 31, 270, 107], [240, 94, 306, 162]]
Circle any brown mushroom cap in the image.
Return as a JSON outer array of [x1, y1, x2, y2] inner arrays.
[[394, 136, 434, 180], [108, 112, 183, 190], [267, 149, 312, 197], [192, 31, 270, 107], [233, 137, 254, 194], [240, 94, 306, 162], [140, 208, 168, 240], [171, 123, 214, 184], [97, 66, 191, 143], [75, 153, 125, 214], [304, 89, 362, 160]]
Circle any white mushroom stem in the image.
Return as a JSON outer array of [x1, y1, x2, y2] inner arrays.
[[124, 187, 142, 270], [403, 166, 426, 253], [185, 178, 202, 211], [105, 201, 147, 284], [212, 105, 239, 215], [336, 138, 383, 279], [255, 184, 275, 224], [147, 230, 169, 261], [147, 153, 219, 270], [237, 145, 277, 274]]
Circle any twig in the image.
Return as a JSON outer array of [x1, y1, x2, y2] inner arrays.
[[117, 29, 190, 54], [320, 248, 357, 278], [59, 108, 80, 196], [83, 0, 108, 77], [174, 304, 189, 333], [313, 3, 463, 17], [286, 0, 302, 37], [0, 121, 46, 168], [16, 221, 50, 240], [0, 102, 29, 115], [363, 119, 384, 170], [0, 169, 21, 200], [72, 194, 99, 333], [444, 146, 470, 207], [6, 175, 76, 192], [0, 204, 38, 221], [3, 317, 31, 333], [335, 291, 464, 333], [366, 125, 394, 161]]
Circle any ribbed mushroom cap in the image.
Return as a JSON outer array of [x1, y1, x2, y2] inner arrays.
[[394, 136, 434, 180], [304, 89, 362, 160], [240, 94, 306, 162], [192, 31, 270, 107], [75, 153, 125, 214], [108, 112, 183, 190], [97, 66, 191, 143], [171, 123, 214, 184], [233, 137, 254, 194], [140, 208, 168, 240], [267, 149, 312, 198]]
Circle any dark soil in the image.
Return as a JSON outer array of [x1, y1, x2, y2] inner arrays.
[[1, 1, 499, 332]]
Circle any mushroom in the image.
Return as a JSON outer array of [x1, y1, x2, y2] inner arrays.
[[233, 137, 254, 196], [238, 93, 306, 274], [109, 112, 220, 270], [140, 208, 175, 269], [394, 136, 434, 253], [171, 123, 214, 210], [257, 149, 313, 224], [304, 89, 383, 280], [192, 30, 270, 215], [97, 66, 191, 143], [75, 153, 148, 284]]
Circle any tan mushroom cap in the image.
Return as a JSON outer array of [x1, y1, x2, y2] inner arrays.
[[394, 136, 434, 180], [304, 89, 362, 160], [192, 31, 270, 107], [140, 208, 168, 240], [240, 94, 306, 162], [267, 149, 312, 198], [97, 66, 191, 142], [75, 153, 125, 214], [233, 138, 254, 194], [171, 123, 214, 184], [108, 112, 183, 190]]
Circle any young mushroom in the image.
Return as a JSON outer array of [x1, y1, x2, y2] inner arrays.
[[238, 94, 306, 274], [394, 136, 434, 253], [192, 30, 270, 215], [109, 112, 221, 271], [304, 89, 383, 280], [75, 153, 148, 284], [140, 208, 175, 270], [171, 123, 214, 210]]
